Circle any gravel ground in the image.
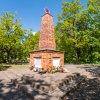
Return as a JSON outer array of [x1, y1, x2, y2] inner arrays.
[[0, 80, 29, 100], [0, 64, 100, 100], [66, 65, 100, 100]]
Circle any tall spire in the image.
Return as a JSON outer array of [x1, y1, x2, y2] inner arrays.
[[39, 11, 56, 50]]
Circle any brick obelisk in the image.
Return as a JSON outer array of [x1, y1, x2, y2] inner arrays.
[[39, 13, 56, 50], [30, 9, 64, 69]]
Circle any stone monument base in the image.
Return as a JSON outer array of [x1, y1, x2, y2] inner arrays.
[[30, 49, 64, 69]]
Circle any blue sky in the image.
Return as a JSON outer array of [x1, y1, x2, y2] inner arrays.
[[0, 0, 87, 32]]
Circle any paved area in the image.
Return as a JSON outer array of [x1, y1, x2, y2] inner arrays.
[[66, 65, 100, 100], [0, 65, 100, 100], [0, 80, 28, 100]]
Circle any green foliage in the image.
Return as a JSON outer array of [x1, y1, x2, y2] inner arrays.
[[0, 12, 39, 63], [1, 0, 100, 64], [0, 12, 25, 62], [0, 65, 12, 71], [56, 0, 100, 64], [23, 31, 40, 57]]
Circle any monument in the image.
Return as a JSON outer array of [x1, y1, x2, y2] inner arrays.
[[30, 9, 64, 69]]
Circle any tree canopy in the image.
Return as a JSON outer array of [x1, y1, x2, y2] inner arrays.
[[0, 12, 39, 63], [56, 0, 100, 64], [0, 0, 100, 64]]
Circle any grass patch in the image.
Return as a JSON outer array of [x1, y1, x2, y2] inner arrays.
[[0, 65, 12, 71], [0, 63, 29, 70], [84, 64, 100, 67]]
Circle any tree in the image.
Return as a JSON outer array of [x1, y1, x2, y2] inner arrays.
[[56, 0, 84, 63], [0, 12, 25, 63], [23, 31, 40, 58], [0, 12, 40, 63], [56, 0, 100, 64], [77, 0, 100, 63]]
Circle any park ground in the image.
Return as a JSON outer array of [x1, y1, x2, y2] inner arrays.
[[0, 64, 100, 100]]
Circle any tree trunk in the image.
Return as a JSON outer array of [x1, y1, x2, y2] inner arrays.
[[7, 50, 10, 63], [75, 48, 80, 64], [76, 52, 79, 64]]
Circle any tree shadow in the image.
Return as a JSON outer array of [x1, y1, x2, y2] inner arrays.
[[77, 66, 100, 77], [0, 79, 28, 100], [86, 66, 100, 77], [0, 75, 52, 100], [67, 66, 100, 100], [67, 78, 100, 100], [1, 66, 99, 100], [0, 65, 12, 71]]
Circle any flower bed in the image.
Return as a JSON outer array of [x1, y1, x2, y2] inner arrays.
[[30, 65, 69, 74]]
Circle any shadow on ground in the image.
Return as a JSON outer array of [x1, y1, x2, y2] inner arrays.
[[67, 66, 100, 100], [0, 78, 52, 100], [76, 66, 100, 77], [67, 78, 100, 100], [0, 66, 12, 71], [0, 79, 28, 100]]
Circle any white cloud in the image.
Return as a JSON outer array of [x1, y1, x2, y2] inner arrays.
[[32, 32, 36, 35]]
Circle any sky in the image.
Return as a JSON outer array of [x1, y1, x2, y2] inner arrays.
[[0, 0, 87, 32]]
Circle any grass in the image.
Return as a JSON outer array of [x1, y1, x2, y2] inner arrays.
[[83, 64, 100, 67], [0, 63, 100, 71], [0, 63, 29, 71], [0, 65, 12, 71]]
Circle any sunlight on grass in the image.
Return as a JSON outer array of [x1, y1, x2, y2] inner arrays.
[[0, 63, 29, 70]]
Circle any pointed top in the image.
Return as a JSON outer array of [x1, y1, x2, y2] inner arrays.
[[44, 8, 50, 13]]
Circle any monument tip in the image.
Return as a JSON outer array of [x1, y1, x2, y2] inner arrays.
[[44, 8, 50, 13]]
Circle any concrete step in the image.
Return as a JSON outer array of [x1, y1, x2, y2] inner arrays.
[[1, 69, 88, 100], [21, 75, 52, 92], [11, 78, 50, 100], [48, 75, 87, 100], [2, 70, 18, 80], [21, 73, 81, 93], [0, 79, 29, 100], [8, 69, 22, 78], [0, 71, 10, 81], [57, 73, 80, 88], [11, 68, 35, 76]]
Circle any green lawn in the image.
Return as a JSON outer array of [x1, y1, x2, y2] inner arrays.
[[0, 63, 100, 71], [0, 63, 29, 71]]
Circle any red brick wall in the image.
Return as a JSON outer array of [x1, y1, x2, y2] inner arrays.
[[30, 50, 64, 69], [39, 14, 56, 50], [29, 13, 64, 69]]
